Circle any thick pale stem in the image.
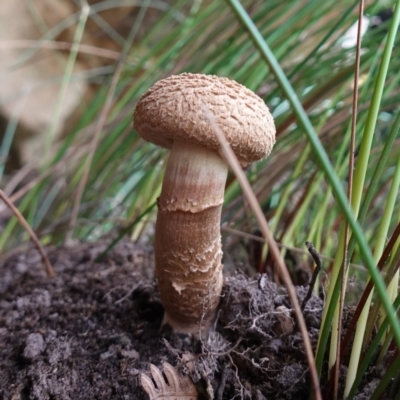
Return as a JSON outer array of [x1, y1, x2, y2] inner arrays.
[[155, 140, 228, 334]]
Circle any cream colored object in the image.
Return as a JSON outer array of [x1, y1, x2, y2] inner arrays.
[[134, 73, 276, 334], [141, 363, 198, 399]]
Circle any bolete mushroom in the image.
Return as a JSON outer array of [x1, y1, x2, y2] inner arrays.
[[133, 73, 275, 334]]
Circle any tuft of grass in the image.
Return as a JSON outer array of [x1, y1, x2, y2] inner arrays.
[[2, 0, 400, 397]]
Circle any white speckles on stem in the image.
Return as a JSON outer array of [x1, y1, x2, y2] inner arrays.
[[172, 281, 186, 294]]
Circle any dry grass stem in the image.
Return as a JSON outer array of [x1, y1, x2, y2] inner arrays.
[[67, 56, 125, 240], [0, 189, 54, 277], [0, 40, 121, 60], [334, 2, 364, 397]]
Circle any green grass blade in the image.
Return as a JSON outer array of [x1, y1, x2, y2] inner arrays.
[[346, 108, 400, 265], [95, 201, 156, 261], [346, 292, 400, 399], [345, 2, 400, 393]]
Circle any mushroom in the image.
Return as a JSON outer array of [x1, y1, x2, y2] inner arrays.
[[133, 73, 275, 334]]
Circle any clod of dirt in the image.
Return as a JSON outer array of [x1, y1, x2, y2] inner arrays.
[[23, 333, 45, 360]]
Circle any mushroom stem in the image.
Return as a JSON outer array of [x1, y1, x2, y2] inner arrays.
[[155, 140, 227, 334]]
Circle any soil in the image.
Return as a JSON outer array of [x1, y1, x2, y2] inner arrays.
[[0, 239, 382, 399]]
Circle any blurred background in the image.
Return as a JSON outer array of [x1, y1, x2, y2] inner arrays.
[[0, 0, 398, 286]]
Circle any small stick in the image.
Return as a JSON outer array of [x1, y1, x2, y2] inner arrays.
[[301, 241, 322, 311], [0, 189, 54, 277]]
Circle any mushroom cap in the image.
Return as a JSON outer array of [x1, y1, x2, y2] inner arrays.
[[133, 73, 275, 166]]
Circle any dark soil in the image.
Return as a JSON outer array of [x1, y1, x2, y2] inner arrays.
[[0, 239, 382, 399]]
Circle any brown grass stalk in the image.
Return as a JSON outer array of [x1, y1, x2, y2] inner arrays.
[[0, 189, 54, 277]]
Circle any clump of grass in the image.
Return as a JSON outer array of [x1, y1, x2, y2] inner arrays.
[[2, 0, 400, 398]]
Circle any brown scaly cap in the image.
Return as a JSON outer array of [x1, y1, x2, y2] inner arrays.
[[133, 73, 275, 166]]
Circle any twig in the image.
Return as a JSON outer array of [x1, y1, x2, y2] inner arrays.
[[162, 338, 183, 359], [115, 281, 145, 305], [176, 337, 243, 367], [301, 241, 322, 310], [216, 363, 228, 400], [227, 353, 251, 399], [0, 189, 54, 277]]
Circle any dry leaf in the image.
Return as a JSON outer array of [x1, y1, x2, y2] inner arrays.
[[141, 362, 198, 399]]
